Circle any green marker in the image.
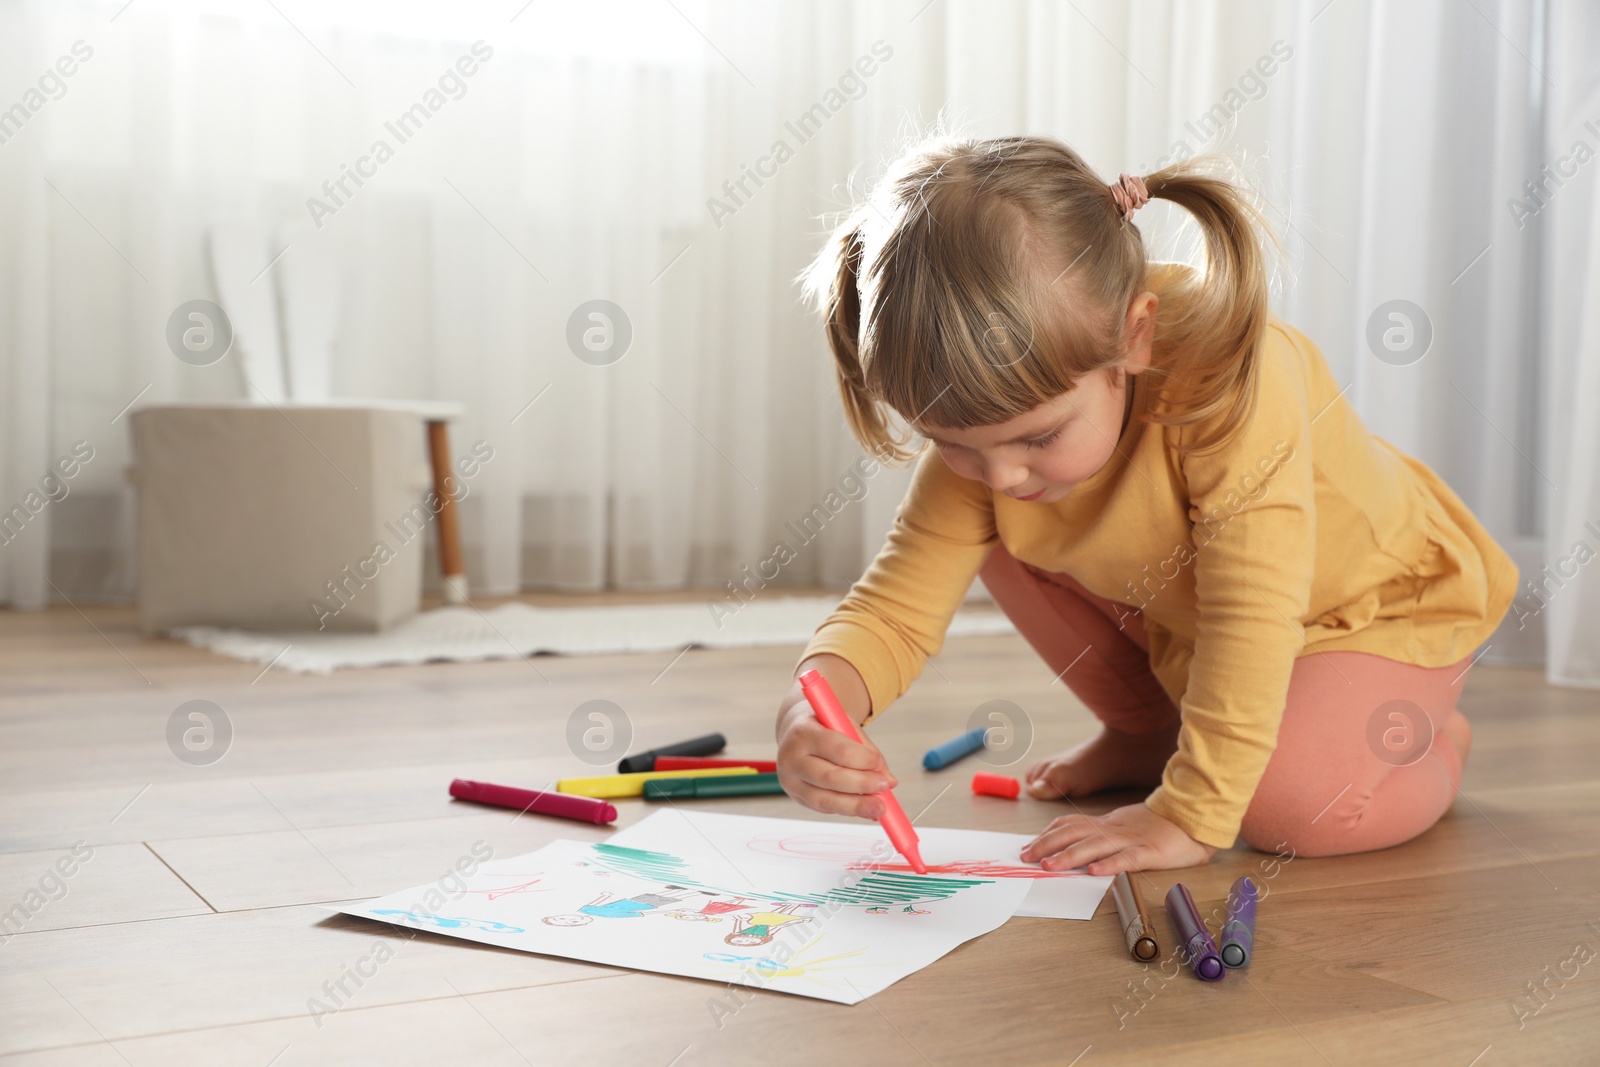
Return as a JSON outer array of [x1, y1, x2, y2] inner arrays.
[[643, 773, 787, 799]]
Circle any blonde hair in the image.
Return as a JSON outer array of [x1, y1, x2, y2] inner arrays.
[[802, 135, 1279, 459]]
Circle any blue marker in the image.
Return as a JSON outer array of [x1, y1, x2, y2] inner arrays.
[[923, 727, 989, 770]]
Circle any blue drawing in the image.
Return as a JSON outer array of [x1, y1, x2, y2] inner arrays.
[[703, 951, 786, 975], [370, 908, 525, 934]]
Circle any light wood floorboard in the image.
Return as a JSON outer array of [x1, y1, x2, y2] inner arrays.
[[1, 601, 1596, 1065]]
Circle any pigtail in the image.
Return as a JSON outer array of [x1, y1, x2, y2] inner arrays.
[[1142, 155, 1282, 454], [802, 212, 916, 462]]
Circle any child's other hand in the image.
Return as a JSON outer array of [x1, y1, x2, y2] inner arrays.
[[775, 656, 898, 821], [1019, 803, 1216, 875]]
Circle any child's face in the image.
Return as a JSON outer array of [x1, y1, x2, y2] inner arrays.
[[920, 365, 1134, 504], [918, 294, 1157, 504]]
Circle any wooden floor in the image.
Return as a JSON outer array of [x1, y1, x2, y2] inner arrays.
[[2, 600, 1598, 1066]]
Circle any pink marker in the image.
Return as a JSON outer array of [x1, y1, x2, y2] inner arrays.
[[797, 669, 928, 874], [449, 778, 617, 825]]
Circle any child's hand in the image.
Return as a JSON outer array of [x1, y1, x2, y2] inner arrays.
[[1019, 803, 1216, 876], [775, 655, 898, 821]]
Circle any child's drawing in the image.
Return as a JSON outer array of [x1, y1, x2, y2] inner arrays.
[[748, 833, 1088, 880], [460, 877, 553, 901], [369, 909, 525, 934], [541, 885, 715, 925], [664, 895, 756, 922], [700, 934, 881, 993], [583, 841, 997, 910], [847, 859, 1091, 879], [345, 828, 1040, 1005], [723, 903, 816, 945]]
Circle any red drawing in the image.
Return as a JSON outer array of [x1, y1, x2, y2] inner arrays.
[[845, 860, 1086, 879], [460, 877, 554, 901], [744, 833, 1085, 880], [665, 895, 757, 923], [745, 832, 902, 864]]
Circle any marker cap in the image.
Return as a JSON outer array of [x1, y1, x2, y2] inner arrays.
[[1220, 875, 1258, 968], [1165, 882, 1225, 983], [971, 772, 1020, 799], [1110, 871, 1160, 962]]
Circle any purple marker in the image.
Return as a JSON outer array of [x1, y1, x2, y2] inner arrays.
[[1220, 876, 1258, 968], [1165, 882, 1225, 982]]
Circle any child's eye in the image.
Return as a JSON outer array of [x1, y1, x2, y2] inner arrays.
[[1022, 428, 1062, 450]]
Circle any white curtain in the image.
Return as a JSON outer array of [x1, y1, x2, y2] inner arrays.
[[2, 0, 1595, 684], [1541, 0, 1600, 687]]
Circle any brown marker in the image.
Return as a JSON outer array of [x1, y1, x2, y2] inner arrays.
[[1111, 872, 1160, 961]]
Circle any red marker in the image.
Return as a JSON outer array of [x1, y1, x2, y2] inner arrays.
[[654, 756, 778, 774], [971, 772, 1020, 799], [449, 778, 617, 825], [797, 669, 928, 874]]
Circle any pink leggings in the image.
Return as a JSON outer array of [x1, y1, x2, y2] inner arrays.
[[981, 545, 1471, 857]]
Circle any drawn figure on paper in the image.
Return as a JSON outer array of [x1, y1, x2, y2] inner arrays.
[[370, 909, 525, 934], [665, 895, 757, 923], [541, 885, 714, 926], [724, 903, 816, 946]]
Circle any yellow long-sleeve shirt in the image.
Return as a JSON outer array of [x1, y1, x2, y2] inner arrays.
[[803, 290, 1518, 849]]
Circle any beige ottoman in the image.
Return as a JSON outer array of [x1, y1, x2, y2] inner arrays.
[[129, 403, 443, 632]]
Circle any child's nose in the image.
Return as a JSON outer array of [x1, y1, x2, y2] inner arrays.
[[984, 459, 1029, 492]]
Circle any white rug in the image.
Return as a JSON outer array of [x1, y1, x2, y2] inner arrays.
[[171, 597, 1016, 675]]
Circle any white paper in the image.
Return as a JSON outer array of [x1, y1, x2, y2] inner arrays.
[[607, 810, 1113, 920], [342, 833, 1031, 1005]]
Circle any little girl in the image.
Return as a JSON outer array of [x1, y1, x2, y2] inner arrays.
[[773, 136, 1517, 874]]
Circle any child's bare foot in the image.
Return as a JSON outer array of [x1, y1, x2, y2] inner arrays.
[[1441, 708, 1472, 769], [1025, 721, 1180, 800]]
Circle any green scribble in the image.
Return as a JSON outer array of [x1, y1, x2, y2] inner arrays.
[[588, 844, 713, 888], [585, 844, 991, 907]]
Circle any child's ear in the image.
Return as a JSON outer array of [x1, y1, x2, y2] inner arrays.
[[1122, 291, 1159, 373]]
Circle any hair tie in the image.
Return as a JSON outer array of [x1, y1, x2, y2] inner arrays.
[[1109, 173, 1150, 222]]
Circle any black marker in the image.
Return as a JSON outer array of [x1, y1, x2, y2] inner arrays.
[[617, 732, 727, 774]]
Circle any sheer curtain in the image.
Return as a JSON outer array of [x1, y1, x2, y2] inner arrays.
[[1, 0, 1594, 683], [1541, 0, 1600, 687]]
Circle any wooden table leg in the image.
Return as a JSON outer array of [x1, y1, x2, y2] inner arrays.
[[426, 419, 467, 604]]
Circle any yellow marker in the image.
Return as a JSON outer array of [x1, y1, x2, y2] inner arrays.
[[555, 766, 757, 799]]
